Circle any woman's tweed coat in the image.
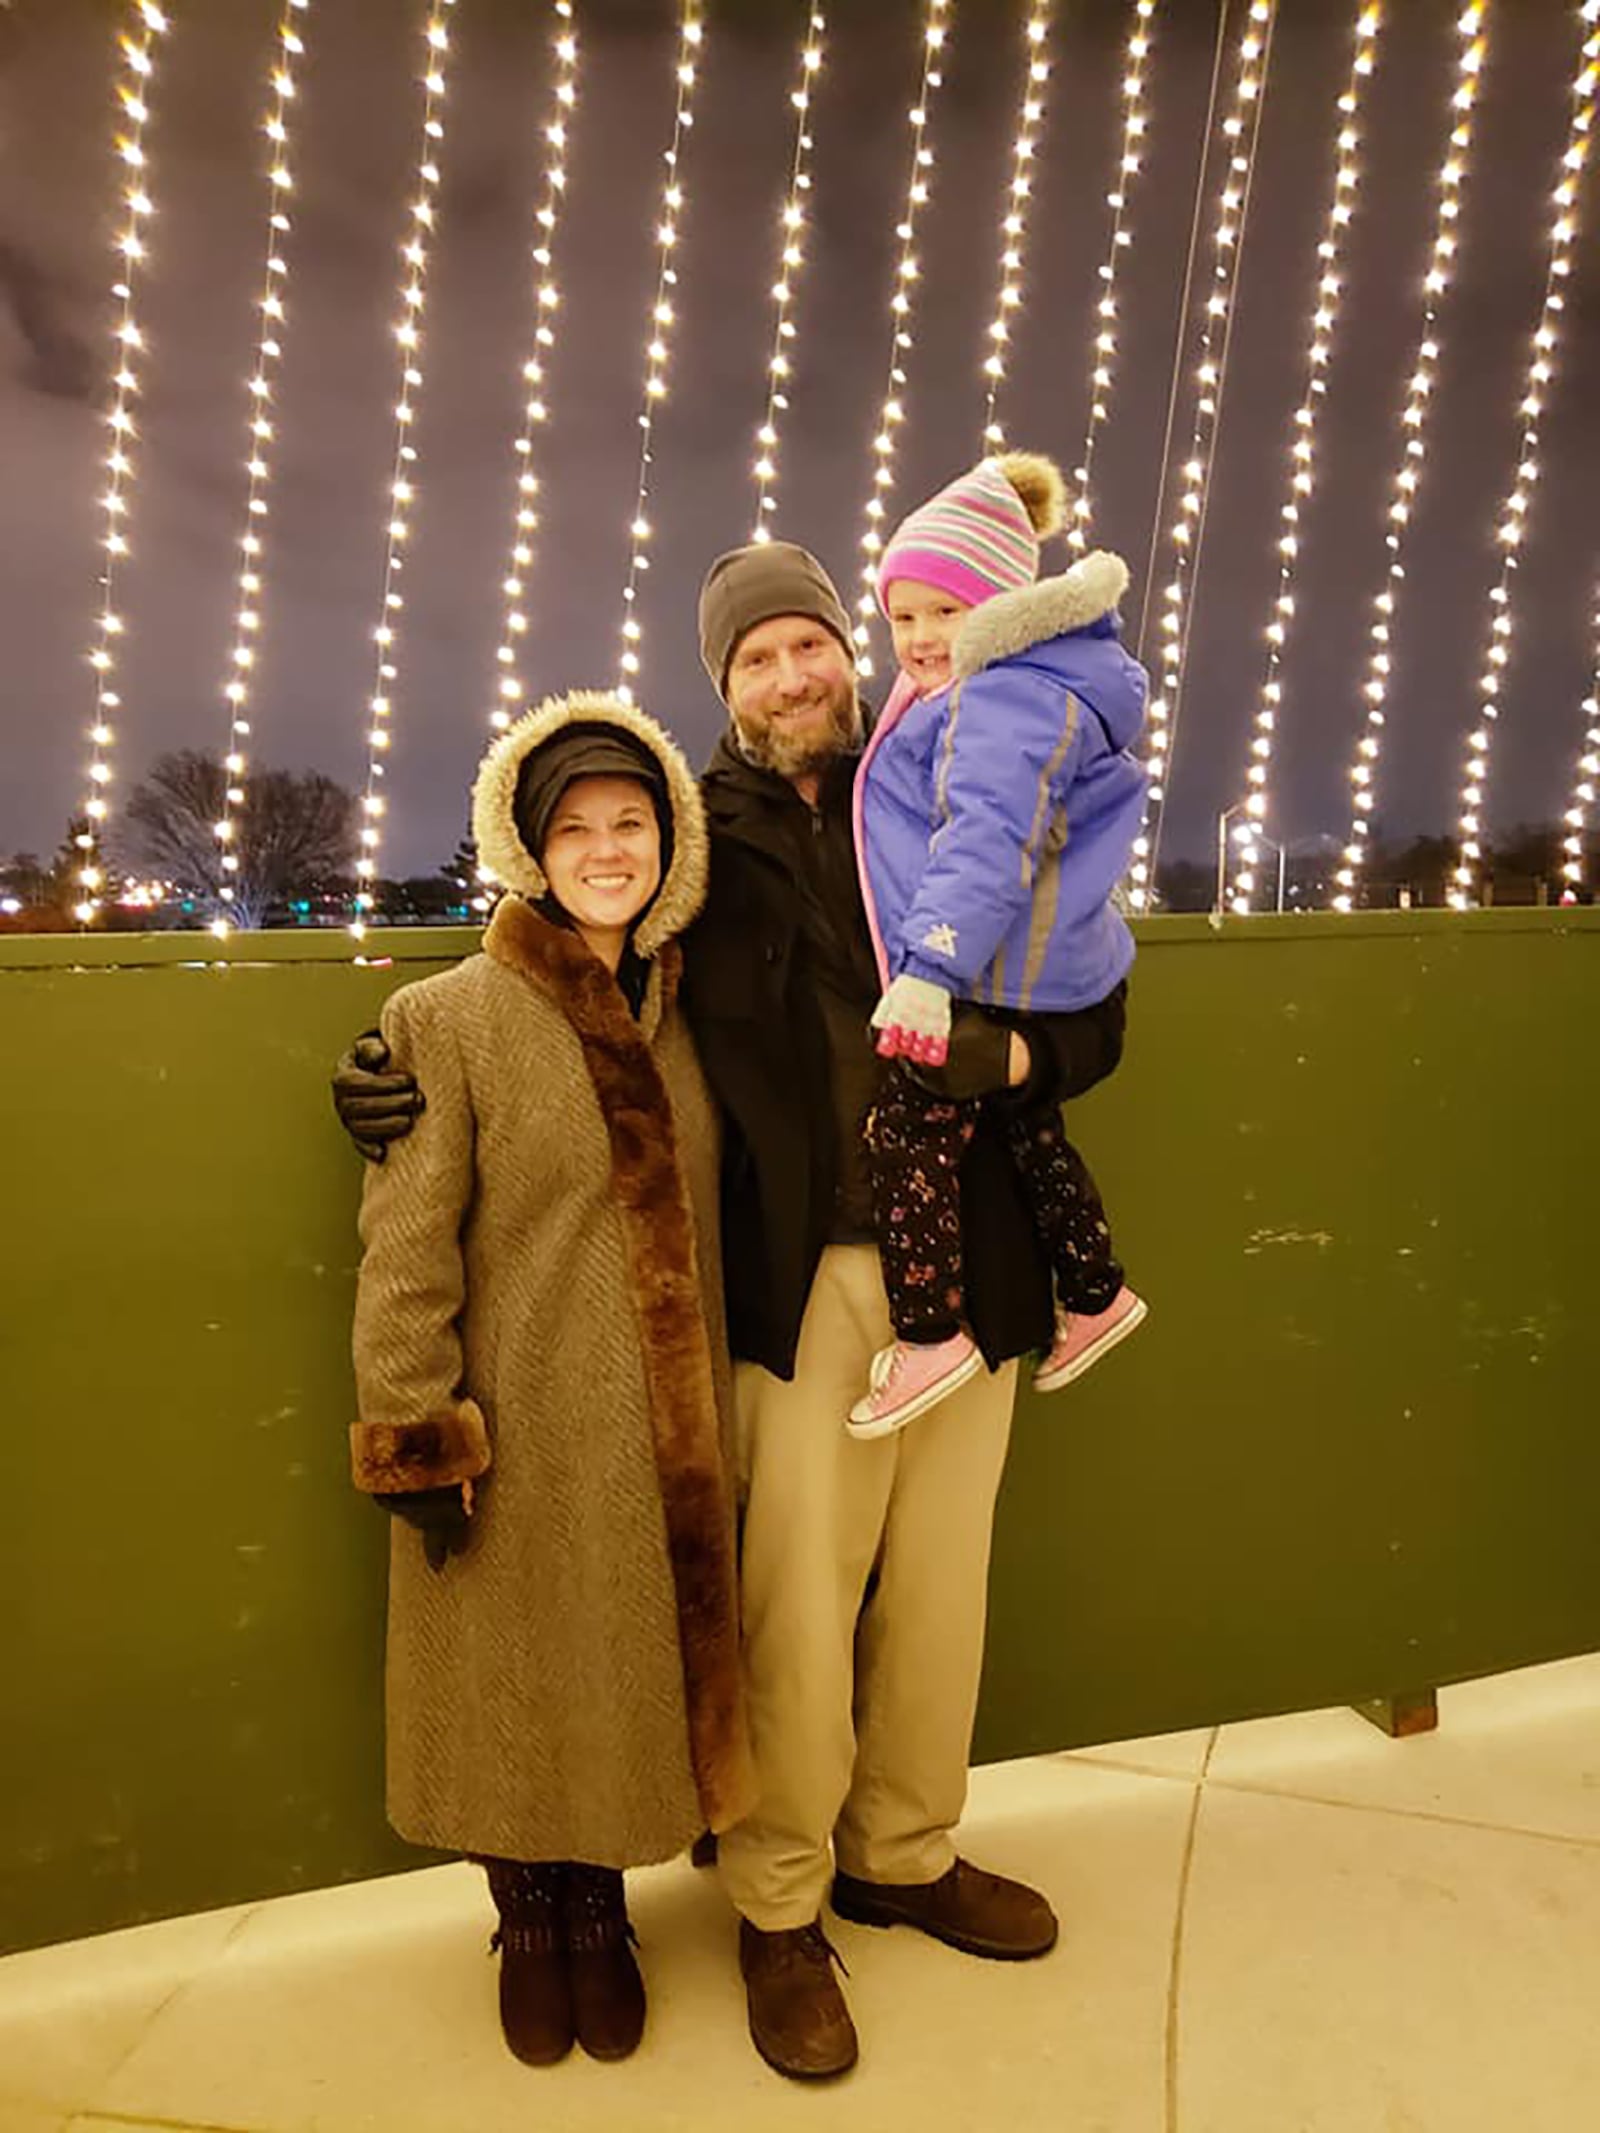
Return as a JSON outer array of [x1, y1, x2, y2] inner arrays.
[[351, 691, 755, 1868]]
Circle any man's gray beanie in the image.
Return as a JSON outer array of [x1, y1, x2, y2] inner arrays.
[[697, 541, 855, 701]]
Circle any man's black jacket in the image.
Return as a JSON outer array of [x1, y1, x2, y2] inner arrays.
[[679, 735, 1125, 1382]]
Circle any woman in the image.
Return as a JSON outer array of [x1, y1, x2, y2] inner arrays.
[[349, 689, 755, 2069]]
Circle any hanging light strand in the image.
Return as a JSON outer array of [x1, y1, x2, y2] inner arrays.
[[1449, 6, 1597, 908], [210, 0, 314, 937], [1559, 572, 1600, 896], [76, 1, 171, 925], [1227, 5, 1383, 915], [487, 1, 580, 737], [978, 1, 1053, 450], [616, 4, 707, 700], [350, 1, 457, 938], [850, 0, 954, 680], [750, 8, 826, 543], [1127, 0, 1277, 912], [1330, 5, 1491, 910], [1070, 0, 1158, 552]]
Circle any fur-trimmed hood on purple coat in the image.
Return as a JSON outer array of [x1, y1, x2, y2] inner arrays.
[[855, 550, 1149, 1015]]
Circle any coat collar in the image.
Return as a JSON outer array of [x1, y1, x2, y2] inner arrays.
[[484, 894, 680, 1043], [951, 549, 1130, 681], [701, 730, 863, 816]]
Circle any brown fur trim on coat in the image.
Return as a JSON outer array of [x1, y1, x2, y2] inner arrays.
[[484, 896, 757, 1832], [351, 1397, 492, 1495]]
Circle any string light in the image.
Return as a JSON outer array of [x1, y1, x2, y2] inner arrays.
[[486, 3, 579, 737], [350, 1, 457, 940], [978, 2, 1053, 451], [1448, 5, 1597, 909], [750, 9, 826, 543], [1227, 6, 1383, 915], [616, 4, 706, 700], [1330, 5, 1491, 911], [76, 1, 171, 926], [1559, 573, 1600, 896], [1127, 0, 1277, 912], [208, 1, 313, 939], [1070, 0, 1158, 552], [850, 0, 953, 679]]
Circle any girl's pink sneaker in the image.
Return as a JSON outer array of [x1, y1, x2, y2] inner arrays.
[[847, 1332, 983, 1439], [1032, 1288, 1147, 1394]]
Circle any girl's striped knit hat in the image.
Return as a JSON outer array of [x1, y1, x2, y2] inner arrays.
[[876, 451, 1068, 613]]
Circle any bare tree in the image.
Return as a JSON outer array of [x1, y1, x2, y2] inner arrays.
[[121, 750, 357, 929]]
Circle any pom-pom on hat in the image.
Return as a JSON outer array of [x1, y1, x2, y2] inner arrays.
[[876, 451, 1068, 614]]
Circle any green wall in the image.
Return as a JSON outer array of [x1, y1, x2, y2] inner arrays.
[[5, 912, 1597, 1954]]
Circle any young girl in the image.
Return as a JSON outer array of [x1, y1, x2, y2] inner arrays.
[[849, 451, 1148, 1437]]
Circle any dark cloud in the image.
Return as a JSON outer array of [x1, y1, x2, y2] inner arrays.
[[0, 238, 93, 399], [1, 0, 1595, 881]]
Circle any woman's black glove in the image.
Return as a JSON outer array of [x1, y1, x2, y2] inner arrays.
[[379, 1486, 472, 1571], [331, 1030, 425, 1163]]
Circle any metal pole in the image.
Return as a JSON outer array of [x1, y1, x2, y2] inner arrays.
[[1277, 841, 1286, 913], [1216, 809, 1229, 916]]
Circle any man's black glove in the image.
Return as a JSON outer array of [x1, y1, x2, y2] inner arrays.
[[905, 1004, 1018, 1103], [379, 1486, 471, 1571], [332, 1030, 425, 1164]]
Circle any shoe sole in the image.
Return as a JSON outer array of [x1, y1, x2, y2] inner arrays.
[[750, 2013, 866, 2081], [845, 1347, 985, 1439], [830, 1882, 1059, 1962], [500, 1983, 576, 2066], [747, 2020, 859, 2081], [1032, 1295, 1148, 1395], [502, 2032, 576, 2066], [579, 2032, 645, 2063]]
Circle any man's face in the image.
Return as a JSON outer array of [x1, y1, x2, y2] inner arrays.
[[725, 614, 861, 781]]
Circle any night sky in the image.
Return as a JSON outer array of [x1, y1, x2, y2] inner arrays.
[[1, 0, 1596, 880]]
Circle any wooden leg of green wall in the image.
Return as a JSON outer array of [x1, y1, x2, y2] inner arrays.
[[1352, 1689, 1439, 1738]]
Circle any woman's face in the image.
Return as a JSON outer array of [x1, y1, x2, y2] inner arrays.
[[539, 774, 662, 938]]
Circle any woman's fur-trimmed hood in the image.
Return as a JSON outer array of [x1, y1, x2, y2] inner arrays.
[[471, 689, 709, 961], [951, 549, 1131, 682]]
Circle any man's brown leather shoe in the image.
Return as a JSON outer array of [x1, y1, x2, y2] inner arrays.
[[739, 1917, 859, 2080], [831, 1857, 1058, 1960]]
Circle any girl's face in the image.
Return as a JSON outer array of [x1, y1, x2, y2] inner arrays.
[[539, 775, 662, 941], [885, 580, 972, 693]]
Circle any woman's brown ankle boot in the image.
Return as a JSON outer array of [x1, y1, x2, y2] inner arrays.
[[484, 1858, 573, 2066], [565, 1864, 645, 2061]]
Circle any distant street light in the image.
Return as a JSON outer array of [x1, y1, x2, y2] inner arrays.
[[1216, 803, 1286, 916]]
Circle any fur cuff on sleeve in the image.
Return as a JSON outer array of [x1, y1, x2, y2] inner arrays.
[[350, 1398, 492, 1495]]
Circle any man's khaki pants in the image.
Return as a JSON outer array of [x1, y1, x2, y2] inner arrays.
[[718, 1242, 1017, 1931]]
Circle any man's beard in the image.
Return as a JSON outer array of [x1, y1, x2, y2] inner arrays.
[[733, 682, 863, 780]]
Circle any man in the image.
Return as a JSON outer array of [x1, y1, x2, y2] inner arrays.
[[337, 542, 1125, 2079]]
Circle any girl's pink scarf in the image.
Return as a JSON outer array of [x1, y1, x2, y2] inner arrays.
[[853, 666, 927, 990]]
